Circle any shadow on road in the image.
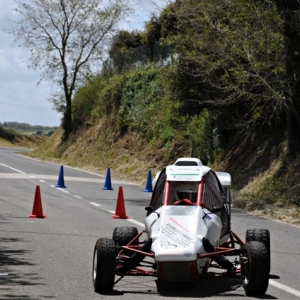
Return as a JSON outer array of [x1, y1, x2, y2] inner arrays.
[[97, 276, 278, 299], [0, 237, 44, 288], [0, 237, 34, 268], [156, 279, 277, 299]]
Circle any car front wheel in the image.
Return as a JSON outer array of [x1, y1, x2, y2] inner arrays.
[[93, 238, 116, 293], [241, 241, 269, 296]]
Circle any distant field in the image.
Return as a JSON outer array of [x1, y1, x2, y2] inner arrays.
[[17, 129, 55, 136], [0, 122, 58, 137], [0, 125, 57, 137]]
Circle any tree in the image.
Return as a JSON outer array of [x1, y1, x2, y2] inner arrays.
[[275, 0, 300, 159], [107, 30, 142, 73], [162, 0, 285, 145], [7, 0, 132, 140]]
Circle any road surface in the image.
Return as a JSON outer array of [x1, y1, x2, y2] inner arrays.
[[0, 147, 300, 299]]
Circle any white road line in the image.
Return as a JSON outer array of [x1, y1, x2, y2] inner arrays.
[[127, 218, 145, 228], [107, 210, 145, 228], [269, 279, 300, 298], [89, 202, 101, 207], [17, 154, 139, 185], [39, 180, 45, 182], [74, 195, 82, 199], [0, 163, 25, 174], [55, 188, 69, 193]]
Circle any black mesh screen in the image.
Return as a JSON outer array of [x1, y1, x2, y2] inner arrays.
[[202, 171, 224, 210], [175, 161, 198, 166], [202, 171, 230, 238], [148, 168, 166, 214]]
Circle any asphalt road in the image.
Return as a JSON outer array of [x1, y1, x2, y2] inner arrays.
[[0, 146, 300, 300]]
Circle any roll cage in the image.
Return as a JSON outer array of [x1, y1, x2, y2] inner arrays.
[[149, 168, 227, 218]]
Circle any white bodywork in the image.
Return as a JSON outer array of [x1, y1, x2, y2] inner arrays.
[[153, 158, 231, 187], [145, 206, 222, 273], [145, 158, 231, 275]]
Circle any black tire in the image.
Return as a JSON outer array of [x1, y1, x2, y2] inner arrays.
[[93, 238, 116, 293], [112, 227, 138, 255], [241, 241, 269, 296], [246, 229, 270, 272]]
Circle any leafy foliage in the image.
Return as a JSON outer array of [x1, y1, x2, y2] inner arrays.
[[275, 0, 300, 159], [186, 110, 217, 165], [107, 30, 142, 73], [0, 125, 18, 142], [161, 0, 285, 145], [72, 65, 183, 145], [71, 0, 292, 164]]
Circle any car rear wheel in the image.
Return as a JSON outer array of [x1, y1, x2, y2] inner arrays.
[[112, 227, 138, 255], [241, 241, 269, 296], [246, 228, 270, 272], [93, 238, 116, 293]]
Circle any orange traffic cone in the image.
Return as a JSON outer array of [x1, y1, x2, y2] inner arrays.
[[29, 185, 46, 218], [112, 186, 129, 219]]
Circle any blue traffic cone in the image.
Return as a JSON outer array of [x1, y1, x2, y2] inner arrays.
[[55, 165, 66, 188], [143, 170, 153, 192], [102, 168, 113, 190]]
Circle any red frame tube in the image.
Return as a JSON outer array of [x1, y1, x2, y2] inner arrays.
[[163, 181, 171, 205], [197, 177, 204, 206]]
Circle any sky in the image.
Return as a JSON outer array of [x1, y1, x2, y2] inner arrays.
[[0, 0, 168, 127]]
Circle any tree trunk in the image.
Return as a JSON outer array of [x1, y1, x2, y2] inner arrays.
[[62, 94, 72, 141], [276, 0, 300, 159]]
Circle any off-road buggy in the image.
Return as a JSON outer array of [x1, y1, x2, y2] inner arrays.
[[93, 157, 270, 296]]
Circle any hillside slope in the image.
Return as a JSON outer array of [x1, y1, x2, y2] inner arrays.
[[26, 123, 191, 185], [2, 121, 299, 225], [24, 122, 300, 226]]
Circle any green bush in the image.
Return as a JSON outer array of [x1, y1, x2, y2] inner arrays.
[[186, 110, 217, 164], [0, 126, 18, 142], [72, 75, 110, 129], [71, 64, 218, 157]]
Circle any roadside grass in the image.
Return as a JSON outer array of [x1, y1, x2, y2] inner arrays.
[[231, 157, 300, 225]]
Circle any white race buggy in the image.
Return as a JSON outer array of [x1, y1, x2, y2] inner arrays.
[[93, 157, 270, 296]]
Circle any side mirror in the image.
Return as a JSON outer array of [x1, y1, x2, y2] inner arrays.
[[211, 207, 223, 213], [145, 206, 154, 213], [145, 206, 160, 218]]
